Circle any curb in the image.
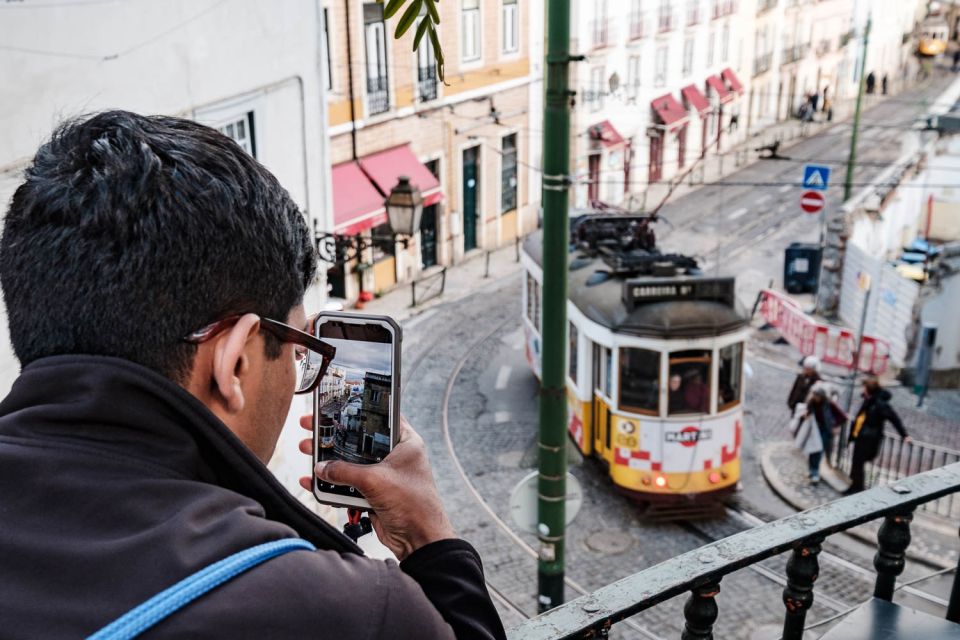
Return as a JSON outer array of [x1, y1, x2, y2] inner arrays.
[[759, 442, 953, 570]]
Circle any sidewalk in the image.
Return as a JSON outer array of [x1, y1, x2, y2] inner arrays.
[[759, 440, 959, 570]]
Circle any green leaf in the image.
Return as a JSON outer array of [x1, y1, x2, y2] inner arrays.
[[426, 0, 440, 24], [383, 0, 405, 20], [428, 24, 443, 64], [394, 0, 422, 39], [413, 17, 430, 51]]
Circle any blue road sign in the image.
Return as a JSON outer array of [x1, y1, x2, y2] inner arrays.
[[803, 164, 831, 191]]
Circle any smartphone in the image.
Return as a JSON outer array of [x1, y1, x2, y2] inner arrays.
[[312, 311, 401, 508]]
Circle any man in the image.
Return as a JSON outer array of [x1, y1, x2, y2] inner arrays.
[[787, 356, 821, 414], [0, 111, 505, 638], [844, 377, 910, 495]]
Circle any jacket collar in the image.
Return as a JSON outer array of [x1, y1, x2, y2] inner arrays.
[[0, 354, 360, 554]]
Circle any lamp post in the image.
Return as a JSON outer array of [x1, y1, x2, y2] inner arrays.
[[315, 176, 423, 267]]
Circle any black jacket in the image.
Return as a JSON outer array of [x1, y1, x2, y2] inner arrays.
[[851, 389, 908, 454], [0, 356, 506, 639], [787, 372, 821, 411]]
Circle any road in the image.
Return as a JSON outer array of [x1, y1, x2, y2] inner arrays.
[[389, 71, 960, 639]]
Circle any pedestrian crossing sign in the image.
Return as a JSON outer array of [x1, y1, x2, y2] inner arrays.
[[802, 165, 831, 191]]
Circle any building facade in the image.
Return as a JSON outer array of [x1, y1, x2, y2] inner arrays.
[[321, 0, 536, 303]]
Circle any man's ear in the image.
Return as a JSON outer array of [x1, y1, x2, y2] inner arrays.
[[211, 313, 262, 415]]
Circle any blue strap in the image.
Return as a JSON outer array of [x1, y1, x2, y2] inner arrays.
[[87, 538, 316, 640]]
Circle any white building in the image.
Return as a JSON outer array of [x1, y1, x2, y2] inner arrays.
[[0, 0, 334, 398]]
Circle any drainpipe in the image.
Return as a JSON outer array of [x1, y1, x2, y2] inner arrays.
[[344, 0, 358, 161]]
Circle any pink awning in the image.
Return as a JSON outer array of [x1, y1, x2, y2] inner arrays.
[[359, 144, 442, 206], [681, 84, 711, 115], [651, 93, 688, 131], [706, 75, 733, 104], [331, 161, 386, 236], [588, 120, 626, 148], [721, 67, 744, 94]]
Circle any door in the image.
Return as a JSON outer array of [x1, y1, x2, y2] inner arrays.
[[420, 203, 438, 268], [677, 126, 687, 169], [649, 134, 663, 183], [462, 146, 479, 252], [588, 153, 601, 203]]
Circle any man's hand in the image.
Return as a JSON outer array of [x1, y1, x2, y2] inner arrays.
[[299, 415, 456, 561]]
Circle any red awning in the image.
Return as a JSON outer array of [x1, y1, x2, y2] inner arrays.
[[651, 93, 688, 131], [359, 144, 442, 208], [706, 75, 733, 104], [588, 120, 626, 148], [331, 160, 387, 236], [681, 84, 711, 115], [721, 68, 744, 94]]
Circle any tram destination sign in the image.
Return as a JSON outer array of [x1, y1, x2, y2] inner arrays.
[[623, 277, 736, 310]]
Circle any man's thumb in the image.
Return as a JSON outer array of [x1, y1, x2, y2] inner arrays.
[[315, 460, 368, 489]]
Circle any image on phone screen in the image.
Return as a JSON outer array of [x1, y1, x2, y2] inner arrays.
[[314, 318, 395, 500]]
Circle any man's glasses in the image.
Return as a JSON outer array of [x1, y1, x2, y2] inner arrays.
[[183, 315, 336, 395]]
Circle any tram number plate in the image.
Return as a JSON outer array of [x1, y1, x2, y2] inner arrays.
[[616, 434, 638, 448]]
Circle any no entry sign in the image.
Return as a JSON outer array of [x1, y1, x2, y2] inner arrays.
[[800, 190, 825, 214]]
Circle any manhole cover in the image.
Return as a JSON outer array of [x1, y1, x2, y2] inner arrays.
[[585, 530, 633, 554]]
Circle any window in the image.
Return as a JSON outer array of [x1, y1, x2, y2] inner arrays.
[[219, 112, 256, 158], [568, 322, 579, 382], [501, 133, 518, 214], [658, 0, 671, 32], [526, 273, 541, 328], [603, 347, 612, 398], [502, 0, 519, 54], [589, 66, 604, 110], [417, 5, 438, 102], [619, 347, 660, 415], [462, 0, 481, 62], [371, 222, 395, 262], [682, 38, 694, 77], [629, 0, 644, 39], [364, 3, 390, 115], [718, 342, 743, 410], [425, 157, 440, 180], [323, 8, 333, 91], [592, 0, 608, 47], [721, 22, 730, 61], [707, 30, 716, 66], [654, 46, 667, 87], [626, 55, 641, 99], [668, 350, 711, 415]]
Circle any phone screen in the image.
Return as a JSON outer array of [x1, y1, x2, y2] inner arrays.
[[314, 318, 395, 500]]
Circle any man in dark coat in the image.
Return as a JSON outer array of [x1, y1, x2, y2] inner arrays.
[[0, 111, 505, 639], [844, 377, 911, 494], [787, 356, 821, 414]]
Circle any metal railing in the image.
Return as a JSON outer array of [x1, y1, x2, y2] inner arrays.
[[590, 18, 609, 48], [418, 65, 438, 102], [711, 0, 735, 19], [410, 267, 446, 307], [756, 0, 777, 14], [657, 10, 673, 33], [508, 462, 960, 639], [366, 75, 390, 115], [685, 2, 699, 26], [628, 12, 645, 40], [753, 52, 773, 77], [781, 43, 810, 65], [838, 434, 960, 521]]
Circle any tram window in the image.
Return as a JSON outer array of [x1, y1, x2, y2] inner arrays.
[[718, 343, 743, 410], [604, 347, 612, 398], [619, 348, 660, 415], [526, 274, 541, 329], [568, 322, 578, 382], [668, 350, 711, 415]]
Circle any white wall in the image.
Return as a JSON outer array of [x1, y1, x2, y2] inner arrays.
[[0, 0, 333, 397]]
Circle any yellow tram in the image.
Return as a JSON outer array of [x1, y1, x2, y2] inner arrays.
[[521, 214, 750, 506], [918, 16, 949, 58]]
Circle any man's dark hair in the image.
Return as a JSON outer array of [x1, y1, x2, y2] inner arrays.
[[1, 110, 316, 382]]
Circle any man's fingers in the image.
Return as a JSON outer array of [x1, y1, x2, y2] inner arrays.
[[299, 437, 313, 455], [315, 459, 378, 492], [299, 414, 312, 431], [299, 476, 312, 492]]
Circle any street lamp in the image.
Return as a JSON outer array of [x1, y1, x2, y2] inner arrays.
[[314, 176, 423, 265]]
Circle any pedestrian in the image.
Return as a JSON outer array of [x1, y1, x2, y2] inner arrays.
[[0, 111, 506, 638], [866, 71, 876, 95], [823, 96, 834, 122], [787, 355, 821, 414], [801, 385, 848, 481], [792, 400, 823, 484], [881, 74, 888, 95], [953, 49, 960, 72], [810, 91, 820, 112], [844, 376, 912, 495]]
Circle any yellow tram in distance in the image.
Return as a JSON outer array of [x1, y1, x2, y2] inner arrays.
[[521, 214, 750, 510], [918, 15, 949, 58]]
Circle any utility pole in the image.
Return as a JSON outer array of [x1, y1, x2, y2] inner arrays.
[[537, 0, 572, 614], [843, 16, 871, 202]]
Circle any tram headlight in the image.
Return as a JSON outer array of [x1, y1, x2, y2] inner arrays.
[[708, 471, 722, 484], [654, 476, 667, 488]]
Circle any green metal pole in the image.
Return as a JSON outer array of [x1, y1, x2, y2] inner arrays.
[[537, 0, 572, 613], [843, 16, 871, 202]]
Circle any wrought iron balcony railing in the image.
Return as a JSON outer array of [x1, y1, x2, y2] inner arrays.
[[590, 18, 610, 48], [753, 52, 773, 76], [628, 12, 645, 40], [756, 0, 777, 14], [685, 4, 700, 26], [366, 75, 390, 115], [507, 462, 960, 639], [657, 11, 673, 34], [712, 0, 735, 19], [418, 65, 438, 102], [781, 43, 810, 65]]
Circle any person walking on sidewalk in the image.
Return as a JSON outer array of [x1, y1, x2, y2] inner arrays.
[[787, 356, 821, 414], [843, 377, 911, 495], [797, 385, 848, 483]]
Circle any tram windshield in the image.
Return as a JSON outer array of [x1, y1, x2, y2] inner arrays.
[[718, 343, 743, 410], [668, 350, 711, 415], [619, 347, 660, 415]]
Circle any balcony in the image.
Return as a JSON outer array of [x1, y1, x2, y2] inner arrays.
[[753, 51, 773, 76], [628, 11, 645, 40], [507, 462, 960, 640], [685, 3, 700, 26], [657, 10, 673, 34], [712, 0, 735, 19], [781, 43, 810, 65], [418, 65, 438, 102], [590, 18, 610, 49], [757, 0, 777, 14], [366, 75, 390, 116]]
